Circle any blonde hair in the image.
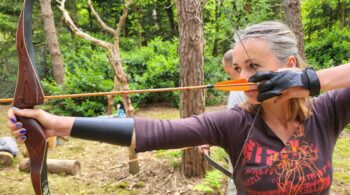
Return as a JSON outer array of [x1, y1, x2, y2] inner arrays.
[[235, 21, 311, 122]]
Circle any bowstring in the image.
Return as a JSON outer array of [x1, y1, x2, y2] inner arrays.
[[219, 0, 257, 72], [218, 0, 261, 194]]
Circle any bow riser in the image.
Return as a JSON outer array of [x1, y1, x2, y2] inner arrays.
[[13, 0, 50, 194]]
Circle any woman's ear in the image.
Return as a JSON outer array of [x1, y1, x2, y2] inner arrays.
[[286, 56, 297, 68]]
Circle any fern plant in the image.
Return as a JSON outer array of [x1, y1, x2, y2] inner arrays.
[[194, 170, 225, 194]]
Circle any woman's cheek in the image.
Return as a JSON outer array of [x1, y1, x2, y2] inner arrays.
[[245, 93, 259, 104]]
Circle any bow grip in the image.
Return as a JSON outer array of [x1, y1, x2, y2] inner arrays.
[[18, 116, 50, 195]]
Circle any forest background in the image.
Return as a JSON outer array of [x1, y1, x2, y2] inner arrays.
[[0, 0, 350, 194], [1, 0, 349, 116]]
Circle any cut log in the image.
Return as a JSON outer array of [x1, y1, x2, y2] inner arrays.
[[19, 158, 81, 176], [0, 151, 13, 167], [48, 136, 56, 149]]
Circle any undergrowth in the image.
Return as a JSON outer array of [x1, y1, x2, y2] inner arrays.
[[194, 170, 225, 193]]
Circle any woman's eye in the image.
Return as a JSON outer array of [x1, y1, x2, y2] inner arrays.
[[234, 67, 241, 73], [249, 63, 260, 70]]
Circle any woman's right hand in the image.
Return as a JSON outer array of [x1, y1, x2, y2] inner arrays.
[[7, 108, 74, 143]]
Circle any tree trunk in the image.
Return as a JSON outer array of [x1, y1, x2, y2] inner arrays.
[[176, 0, 209, 178], [244, 0, 253, 14], [283, 0, 306, 60], [39, 0, 65, 85], [137, 7, 143, 48], [108, 44, 139, 175], [107, 76, 119, 115], [212, 0, 220, 56], [338, 0, 345, 28]]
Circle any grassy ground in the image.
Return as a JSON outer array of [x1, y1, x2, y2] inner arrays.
[[332, 131, 350, 194], [0, 105, 349, 194]]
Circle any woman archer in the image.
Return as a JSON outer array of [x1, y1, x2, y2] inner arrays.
[[8, 21, 350, 194]]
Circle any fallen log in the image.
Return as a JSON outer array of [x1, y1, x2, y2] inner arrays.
[[0, 151, 13, 167], [19, 158, 81, 176]]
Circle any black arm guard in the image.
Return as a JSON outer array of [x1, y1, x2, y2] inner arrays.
[[70, 117, 134, 146], [303, 67, 321, 96]]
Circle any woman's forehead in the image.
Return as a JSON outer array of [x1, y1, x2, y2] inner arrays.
[[232, 39, 274, 64]]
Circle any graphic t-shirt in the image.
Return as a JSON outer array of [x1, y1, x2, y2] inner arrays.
[[135, 88, 350, 194]]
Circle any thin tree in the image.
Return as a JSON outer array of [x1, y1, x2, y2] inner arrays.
[[283, 0, 306, 60], [39, 0, 65, 149], [57, 0, 139, 174], [165, 0, 177, 38], [39, 0, 64, 85], [176, 0, 209, 177]]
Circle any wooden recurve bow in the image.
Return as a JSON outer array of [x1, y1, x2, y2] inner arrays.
[[13, 0, 50, 194]]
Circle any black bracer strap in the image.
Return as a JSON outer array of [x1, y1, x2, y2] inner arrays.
[[303, 67, 321, 96], [203, 151, 233, 178], [71, 117, 134, 146]]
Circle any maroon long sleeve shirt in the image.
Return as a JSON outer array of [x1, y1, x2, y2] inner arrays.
[[135, 88, 350, 194]]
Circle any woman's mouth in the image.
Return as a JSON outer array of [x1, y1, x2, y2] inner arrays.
[[245, 89, 258, 96]]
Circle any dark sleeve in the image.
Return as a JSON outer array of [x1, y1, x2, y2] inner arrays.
[[312, 88, 350, 137], [134, 108, 247, 153]]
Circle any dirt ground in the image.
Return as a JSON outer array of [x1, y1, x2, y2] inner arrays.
[[0, 104, 349, 194], [0, 105, 228, 195]]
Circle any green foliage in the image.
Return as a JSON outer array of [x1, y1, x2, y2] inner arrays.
[[42, 34, 114, 116], [203, 0, 282, 55], [122, 37, 227, 107], [0, 0, 22, 34], [0, 40, 17, 98], [302, 0, 350, 69], [194, 147, 229, 194], [122, 37, 180, 107], [305, 25, 350, 69], [0, 0, 55, 99], [0, 12, 18, 34], [302, 0, 350, 38], [0, 1, 39, 98], [155, 149, 182, 167], [194, 170, 225, 193], [204, 54, 227, 105]]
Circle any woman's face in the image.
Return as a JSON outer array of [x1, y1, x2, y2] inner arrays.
[[223, 61, 239, 80], [232, 38, 283, 104]]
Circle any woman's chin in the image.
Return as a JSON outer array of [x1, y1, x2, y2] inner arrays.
[[246, 96, 260, 105]]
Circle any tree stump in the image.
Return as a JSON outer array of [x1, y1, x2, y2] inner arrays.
[[0, 151, 13, 167]]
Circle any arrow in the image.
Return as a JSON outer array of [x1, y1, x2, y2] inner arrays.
[[1, 79, 255, 103]]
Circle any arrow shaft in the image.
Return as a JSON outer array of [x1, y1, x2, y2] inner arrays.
[[1, 82, 255, 103]]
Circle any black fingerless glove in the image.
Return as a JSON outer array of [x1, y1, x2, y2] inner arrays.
[[248, 68, 320, 102]]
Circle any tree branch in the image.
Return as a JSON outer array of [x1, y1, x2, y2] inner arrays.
[[114, 0, 133, 51], [57, 0, 113, 50], [87, 0, 115, 35]]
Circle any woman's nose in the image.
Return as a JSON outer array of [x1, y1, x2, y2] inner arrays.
[[239, 70, 254, 81]]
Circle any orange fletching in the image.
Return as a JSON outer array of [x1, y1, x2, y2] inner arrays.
[[213, 79, 256, 91], [214, 78, 248, 85]]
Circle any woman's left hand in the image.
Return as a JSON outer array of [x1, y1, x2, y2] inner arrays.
[[248, 69, 313, 103], [7, 108, 72, 143]]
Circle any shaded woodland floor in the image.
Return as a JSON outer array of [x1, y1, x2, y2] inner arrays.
[[0, 104, 349, 194]]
